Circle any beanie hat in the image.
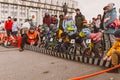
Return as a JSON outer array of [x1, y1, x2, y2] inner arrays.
[[114, 29, 120, 38], [107, 3, 115, 8]]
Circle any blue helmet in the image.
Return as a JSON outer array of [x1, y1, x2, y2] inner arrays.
[[82, 28, 91, 36]]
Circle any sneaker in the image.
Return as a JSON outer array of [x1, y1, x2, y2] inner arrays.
[[19, 48, 24, 52]]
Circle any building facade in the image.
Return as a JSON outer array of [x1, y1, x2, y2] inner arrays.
[[0, 0, 78, 26]]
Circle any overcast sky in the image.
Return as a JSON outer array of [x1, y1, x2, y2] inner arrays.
[[75, 0, 120, 21]]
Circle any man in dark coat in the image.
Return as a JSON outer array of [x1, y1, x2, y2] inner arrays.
[[63, 3, 68, 16], [75, 8, 85, 32], [59, 15, 64, 30]]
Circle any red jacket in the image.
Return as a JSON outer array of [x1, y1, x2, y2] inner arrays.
[[43, 15, 51, 27], [5, 20, 13, 30]]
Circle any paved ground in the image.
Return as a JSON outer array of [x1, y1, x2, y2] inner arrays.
[[0, 46, 119, 80]]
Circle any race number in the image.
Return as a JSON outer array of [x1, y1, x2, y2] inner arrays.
[[86, 39, 91, 44], [70, 39, 75, 44]]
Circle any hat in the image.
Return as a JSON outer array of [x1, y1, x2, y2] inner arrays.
[[29, 27, 34, 30], [114, 29, 120, 38], [107, 3, 115, 8]]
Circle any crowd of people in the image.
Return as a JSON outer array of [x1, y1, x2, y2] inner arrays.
[[0, 3, 120, 73]]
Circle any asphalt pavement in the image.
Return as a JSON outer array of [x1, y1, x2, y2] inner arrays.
[[0, 46, 119, 80]]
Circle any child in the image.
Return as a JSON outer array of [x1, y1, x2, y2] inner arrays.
[[104, 29, 120, 73]]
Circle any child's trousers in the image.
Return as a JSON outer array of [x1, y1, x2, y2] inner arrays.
[[112, 50, 120, 66]]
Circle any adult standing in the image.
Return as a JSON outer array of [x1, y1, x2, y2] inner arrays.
[[4, 16, 13, 36], [100, 6, 109, 51], [75, 8, 85, 32], [21, 19, 30, 36], [63, 3, 68, 16], [95, 14, 102, 32], [59, 14, 64, 30], [54, 15, 58, 27], [12, 18, 19, 36], [43, 12, 51, 27], [103, 3, 117, 49], [21, 19, 30, 30], [100, 6, 109, 30]]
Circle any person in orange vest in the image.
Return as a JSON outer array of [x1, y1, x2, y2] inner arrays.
[[19, 27, 39, 52]]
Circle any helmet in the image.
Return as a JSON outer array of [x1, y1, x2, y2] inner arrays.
[[67, 27, 74, 31], [67, 22, 74, 31], [80, 28, 91, 37], [79, 31, 86, 37]]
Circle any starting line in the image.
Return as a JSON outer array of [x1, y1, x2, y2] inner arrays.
[[24, 44, 111, 68]]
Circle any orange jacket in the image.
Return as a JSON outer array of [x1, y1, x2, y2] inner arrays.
[[26, 31, 38, 40], [26, 31, 38, 43], [106, 41, 120, 56]]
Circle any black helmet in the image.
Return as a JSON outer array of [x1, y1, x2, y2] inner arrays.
[[114, 29, 120, 38]]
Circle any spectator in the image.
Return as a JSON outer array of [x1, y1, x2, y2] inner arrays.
[[100, 6, 109, 30], [101, 6, 109, 50], [4, 16, 13, 36], [92, 18, 98, 33], [51, 15, 55, 24], [59, 14, 64, 30], [103, 3, 117, 49], [43, 12, 51, 27], [54, 15, 58, 27], [75, 8, 85, 32], [12, 18, 19, 36], [19, 27, 39, 52], [21, 19, 30, 36], [63, 3, 68, 16], [21, 19, 30, 30], [95, 14, 102, 32], [51, 15, 58, 27]]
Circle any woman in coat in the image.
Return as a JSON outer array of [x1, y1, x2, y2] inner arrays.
[[103, 3, 117, 50]]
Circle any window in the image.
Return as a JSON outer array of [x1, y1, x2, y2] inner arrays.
[[19, 6, 26, 17]]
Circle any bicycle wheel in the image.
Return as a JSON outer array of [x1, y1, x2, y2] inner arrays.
[[68, 46, 76, 56]]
